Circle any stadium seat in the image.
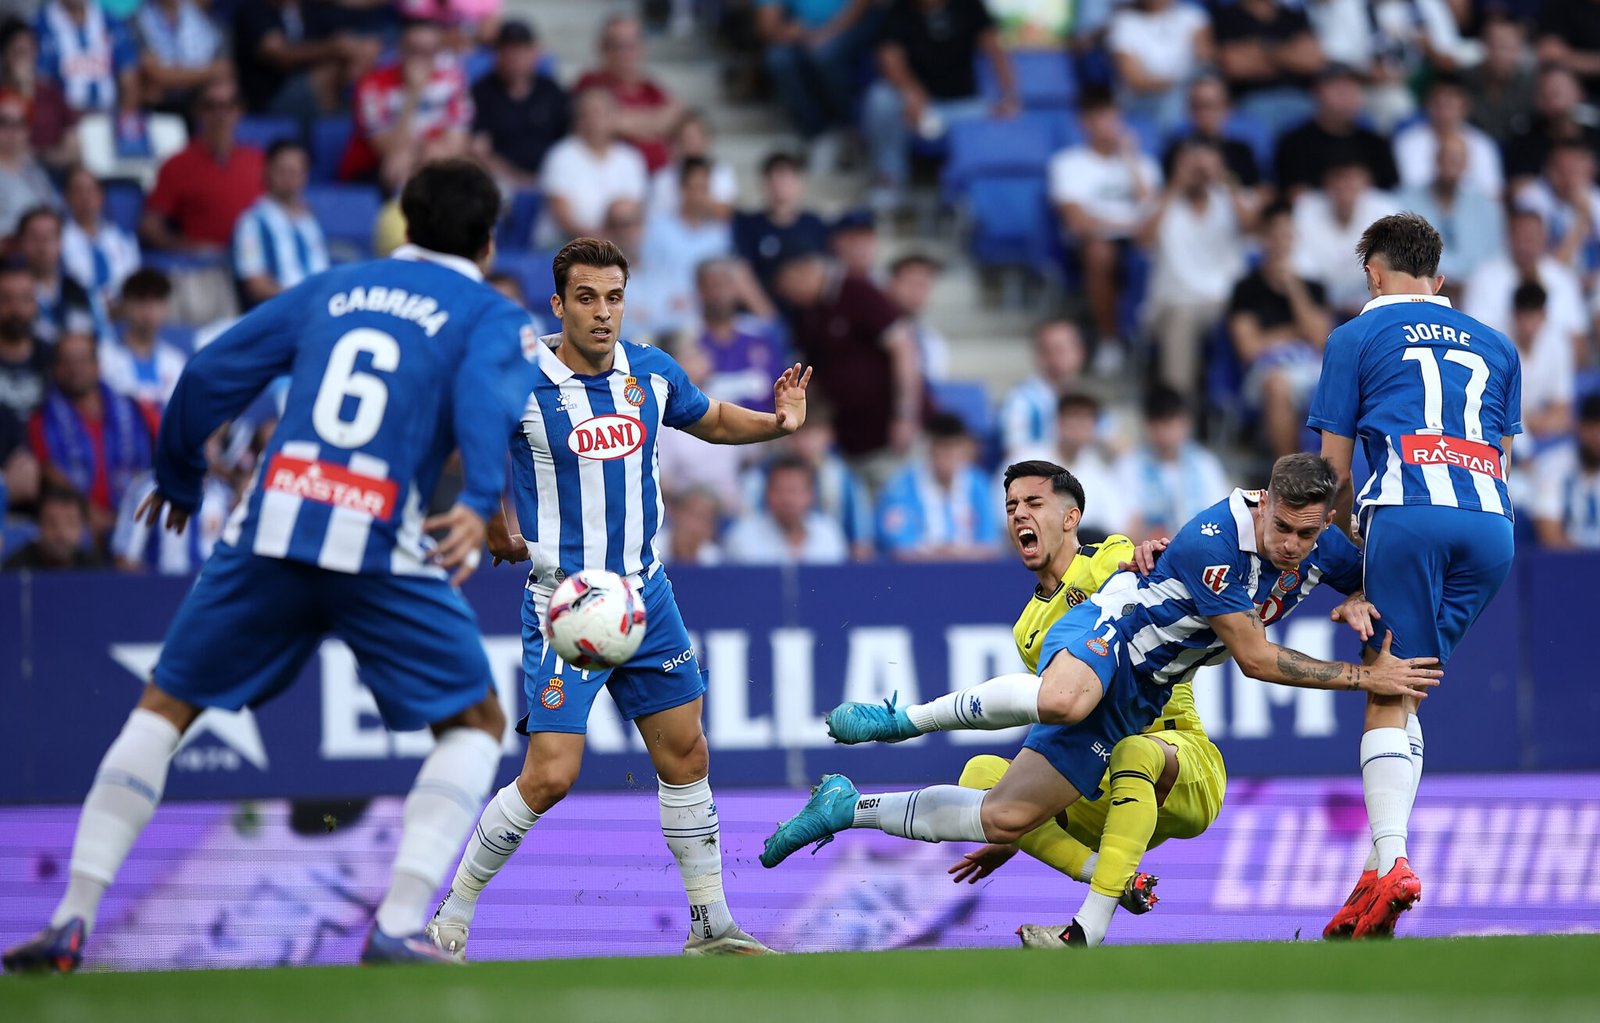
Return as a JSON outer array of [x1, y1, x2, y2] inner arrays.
[[930, 380, 994, 442], [309, 116, 353, 183], [978, 50, 1076, 110], [235, 116, 300, 151], [494, 249, 558, 307], [940, 114, 1058, 198], [1578, 368, 1600, 401], [462, 46, 495, 83], [102, 178, 144, 234], [496, 190, 543, 253], [965, 174, 1054, 270], [305, 183, 383, 262]]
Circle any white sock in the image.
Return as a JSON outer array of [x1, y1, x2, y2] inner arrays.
[[1362, 715, 1423, 873], [374, 727, 501, 937], [1077, 852, 1099, 884], [660, 777, 736, 940], [851, 786, 988, 843], [1073, 890, 1118, 947], [52, 709, 181, 933], [1360, 727, 1413, 875], [435, 782, 542, 927], [906, 674, 1042, 734]]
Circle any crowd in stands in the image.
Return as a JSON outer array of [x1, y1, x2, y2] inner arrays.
[[2, 0, 1600, 575]]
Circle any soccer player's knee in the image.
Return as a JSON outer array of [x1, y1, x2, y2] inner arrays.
[[516, 763, 578, 811], [1109, 736, 1164, 786], [654, 729, 709, 785], [959, 755, 1010, 791], [982, 798, 1049, 844], [445, 692, 506, 739]]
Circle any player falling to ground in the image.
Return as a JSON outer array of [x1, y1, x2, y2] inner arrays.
[[3, 160, 543, 972], [425, 238, 810, 958], [943, 459, 1227, 947], [762, 455, 1444, 948], [1309, 213, 1521, 940]]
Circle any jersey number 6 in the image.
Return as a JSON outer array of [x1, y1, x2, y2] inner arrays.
[[312, 328, 400, 448]]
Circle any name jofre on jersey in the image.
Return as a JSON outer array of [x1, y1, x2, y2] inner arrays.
[[567, 415, 647, 461]]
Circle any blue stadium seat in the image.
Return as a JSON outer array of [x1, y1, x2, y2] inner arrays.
[[1224, 110, 1275, 176], [235, 116, 300, 151], [1578, 367, 1600, 401], [304, 183, 383, 262], [496, 190, 543, 253], [930, 380, 993, 442], [462, 46, 495, 83], [494, 249, 558, 308], [966, 174, 1053, 270], [158, 323, 197, 354], [941, 114, 1058, 198], [102, 178, 144, 234], [309, 116, 353, 183], [978, 50, 1076, 110]]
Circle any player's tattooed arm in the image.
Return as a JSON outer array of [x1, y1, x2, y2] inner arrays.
[[1209, 610, 1442, 699]]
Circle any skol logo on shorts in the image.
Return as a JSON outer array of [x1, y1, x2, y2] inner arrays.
[[540, 678, 565, 710], [567, 414, 646, 461], [623, 375, 646, 407]]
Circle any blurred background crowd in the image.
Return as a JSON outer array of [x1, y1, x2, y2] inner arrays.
[[0, 0, 1598, 575]]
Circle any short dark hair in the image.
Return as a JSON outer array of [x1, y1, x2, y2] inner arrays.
[[1513, 280, 1548, 313], [1002, 460, 1086, 513], [1580, 393, 1600, 423], [678, 155, 711, 185], [37, 482, 86, 516], [265, 138, 308, 164], [1262, 199, 1294, 224], [1142, 385, 1187, 422], [926, 411, 969, 441], [761, 151, 803, 177], [1268, 453, 1339, 509], [399, 158, 501, 260], [552, 237, 630, 299], [1355, 212, 1443, 278], [486, 270, 524, 300], [1077, 85, 1115, 113], [17, 205, 61, 235], [767, 453, 815, 487], [1056, 390, 1100, 417], [121, 268, 171, 303], [889, 252, 941, 277]]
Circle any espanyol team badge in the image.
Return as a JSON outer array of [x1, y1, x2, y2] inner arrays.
[[540, 678, 565, 710], [623, 376, 646, 407]]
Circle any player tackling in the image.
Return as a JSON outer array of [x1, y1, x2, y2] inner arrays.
[[4, 160, 541, 971], [1309, 213, 1521, 939], [424, 238, 809, 957]]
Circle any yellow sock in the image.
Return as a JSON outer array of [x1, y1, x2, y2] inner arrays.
[[959, 755, 1096, 882], [1088, 737, 1163, 899]]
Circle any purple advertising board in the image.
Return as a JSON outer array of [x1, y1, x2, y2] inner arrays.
[[4, 773, 1597, 971]]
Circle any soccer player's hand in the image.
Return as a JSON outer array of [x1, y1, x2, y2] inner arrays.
[[948, 843, 1018, 884], [773, 363, 813, 434], [1120, 537, 1169, 575], [136, 490, 190, 535], [1360, 632, 1442, 700], [1330, 593, 1381, 642], [486, 509, 530, 566], [424, 502, 488, 586]]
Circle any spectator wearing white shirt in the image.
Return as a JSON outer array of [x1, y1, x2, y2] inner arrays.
[[603, 198, 691, 345], [60, 164, 137, 317], [1514, 141, 1600, 281], [724, 454, 848, 565], [98, 268, 185, 428], [642, 156, 733, 329], [0, 87, 59, 240], [1291, 160, 1399, 316], [998, 317, 1086, 462], [1117, 386, 1229, 543], [1508, 281, 1576, 452], [659, 485, 725, 567], [1139, 137, 1251, 395], [135, 0, 230, 113], [537, 86, 648, 248], [1397, 131, 1505, 287], [112, 467, 231, 573], [1010, 390, 1129, 542], [1532, 395, 1600, 550], [1049, 88, 1162, 365], [1108, 0, 1211, 135], [648, 109, 737, 218], [232, 138, 328, 309], [884, 252, 949, 383], [1464, 208, 1587, 356], [741, 403, 876, 561], [1393, 74, 1504, 202], [876, 412, 1002, 560], [654, 338, 744, 511]]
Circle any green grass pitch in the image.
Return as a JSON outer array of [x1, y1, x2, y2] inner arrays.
[[4, 936, 1597, 1023]]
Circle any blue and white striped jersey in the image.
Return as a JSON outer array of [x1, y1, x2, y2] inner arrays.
[[510, 335, 710, 597], [1308, 294, 1523, 522], [154, 245, 540, 576], [1079, 489, 1364, 689], [233, 197, 331, 296]]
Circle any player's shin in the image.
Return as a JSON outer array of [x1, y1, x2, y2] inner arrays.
[[907, 673, 1043, 734], [53, 709, 182, 933], [852, 786, 990, 842], [660, 777, 736, 940], [1078, 740, 1164, 945], [435, 782, 543, 927], [1360, 726, 1413, 875], [374, 727, 501, 937]]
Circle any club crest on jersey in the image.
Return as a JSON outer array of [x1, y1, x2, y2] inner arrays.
[[540, 678, 565, 710], [1202, 565, 1231, 594], [1086, 637, 1110, 656], [567, 414, 646, 460], [622, 376, 646, 407]]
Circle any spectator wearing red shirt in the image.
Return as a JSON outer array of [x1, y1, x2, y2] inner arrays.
[[574, 14, 681, 174], [340, 15, 470, 190], [28, 330, 150, 547], [139, 76, 262, 253]]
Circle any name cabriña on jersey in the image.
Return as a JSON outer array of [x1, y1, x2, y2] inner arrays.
[[1308, 294, 1523, 520], [153, 246, 540, 577]]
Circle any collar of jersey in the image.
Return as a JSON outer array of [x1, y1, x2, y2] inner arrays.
[[534, 332, 631, 384], [1228, 488, 1259, 554], [1360, 293, 1452, 315], [389, 244, 483, 282]]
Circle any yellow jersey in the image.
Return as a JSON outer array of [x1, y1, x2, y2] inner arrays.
[[1012, 535, 1205, 734]]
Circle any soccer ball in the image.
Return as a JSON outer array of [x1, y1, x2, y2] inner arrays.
[[546, 570, 647, 670]]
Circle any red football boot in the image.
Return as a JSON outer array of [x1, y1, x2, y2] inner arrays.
[[1351, 858, 1422, 939], [1322, 869, 1378, 940]]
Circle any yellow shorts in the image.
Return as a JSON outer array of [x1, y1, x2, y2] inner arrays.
[[1059, 728, 1227, 853]]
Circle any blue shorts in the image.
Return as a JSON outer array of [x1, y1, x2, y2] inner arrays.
[[1362, 504, 1515, 664], [517, 569, 707, 735], [154, 545, 495, 732], [1025, 608, 1167, 800]]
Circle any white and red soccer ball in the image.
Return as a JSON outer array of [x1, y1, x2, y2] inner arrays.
[[546, 569, 647, 670]]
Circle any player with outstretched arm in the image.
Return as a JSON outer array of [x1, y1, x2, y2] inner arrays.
[[761, 455, 1442, 947], [425, 238, 809, 958], [4, 160, 542, 971], [1308, 213, 1522, 939]]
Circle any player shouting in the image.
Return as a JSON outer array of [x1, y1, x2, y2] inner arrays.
[[425, 238, 808, 958], [4, 160, 542, 972], [945, 460, 1226, 947], [1309, 213, 1521, 939], [762, 455, 1442, 948]]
